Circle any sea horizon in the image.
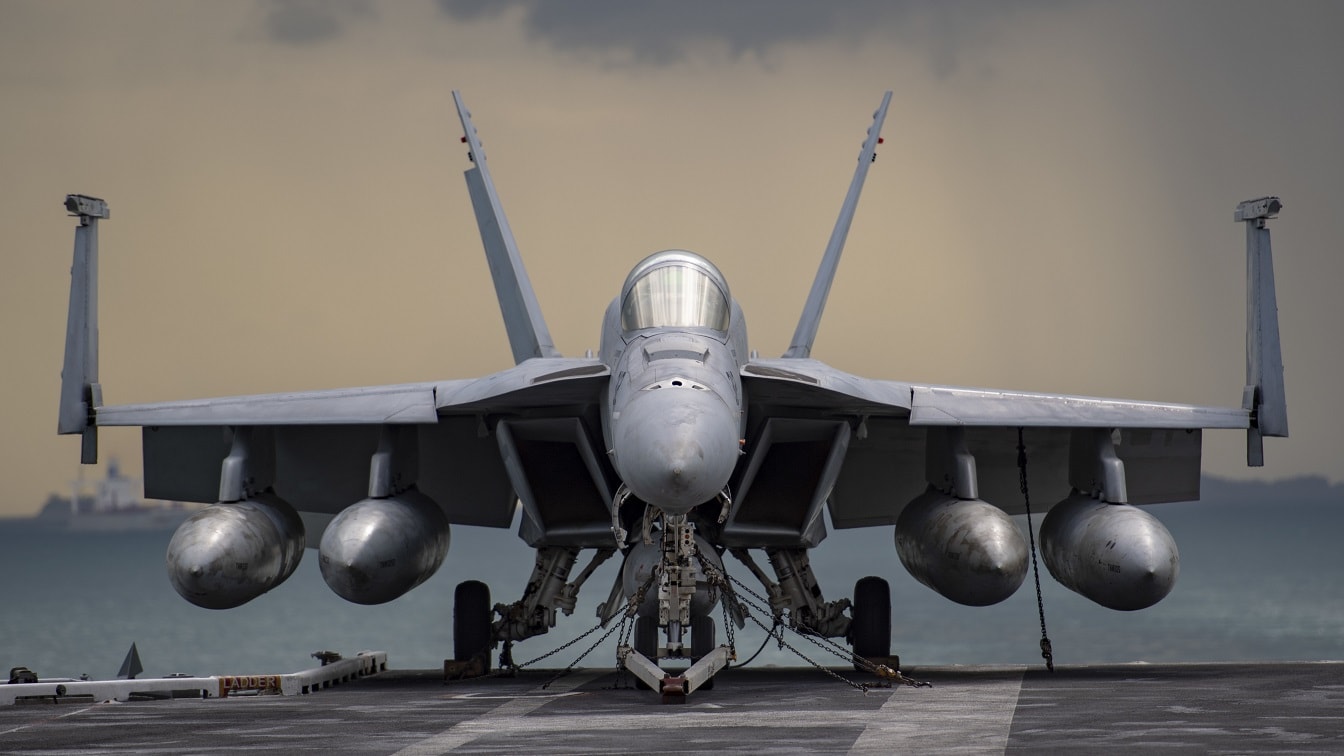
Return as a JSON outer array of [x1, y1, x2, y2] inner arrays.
[[3, 475, 1341, 681]]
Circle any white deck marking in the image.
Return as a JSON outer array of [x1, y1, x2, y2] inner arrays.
[[392, 667, 1024, 754], [390, 670, 606, 755], [0, 704, 97, 736], [384, 669, 1024, 753], [849, 668, 1025, 755]]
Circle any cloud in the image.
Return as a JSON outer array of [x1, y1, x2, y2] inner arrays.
[[262, 0, 374, 46], [433, 0, 1067, 73]]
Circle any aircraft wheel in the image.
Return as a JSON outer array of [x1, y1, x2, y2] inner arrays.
[[850, 576, 890, 671], [633, 616, 659, 690], [691, 615, 716, 690], [454, 580, 492, 672]]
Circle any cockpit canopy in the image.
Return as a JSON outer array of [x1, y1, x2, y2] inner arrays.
[[620, 250, 731, 333]]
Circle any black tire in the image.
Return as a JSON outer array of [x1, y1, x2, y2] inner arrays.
[[691, 615, 716, 659], [633, 616, 660, 690], [634, 615, 660, 658], [850, 576, 891, 670], [691, 615, 716, 691], [454, 580, 492, 671]]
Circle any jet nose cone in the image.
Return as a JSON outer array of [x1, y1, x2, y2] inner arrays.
[[614, 386, 739, 514]]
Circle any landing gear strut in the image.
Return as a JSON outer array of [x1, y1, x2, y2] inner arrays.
[[729, 547, 852, 638], [617, 513, 734, 701]]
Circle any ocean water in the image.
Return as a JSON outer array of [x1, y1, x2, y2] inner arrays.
[[2, 492, 1341, 681]]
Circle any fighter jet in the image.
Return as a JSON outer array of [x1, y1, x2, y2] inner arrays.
[[56, 92, 1287, 697]]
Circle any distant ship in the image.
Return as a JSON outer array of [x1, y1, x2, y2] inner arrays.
[[28, 459, 201, 532]]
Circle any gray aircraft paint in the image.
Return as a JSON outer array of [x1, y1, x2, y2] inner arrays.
[[53, 95, 1288, 652]]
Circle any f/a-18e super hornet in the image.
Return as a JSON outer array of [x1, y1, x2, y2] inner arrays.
[[57, 92, 1287, 699]]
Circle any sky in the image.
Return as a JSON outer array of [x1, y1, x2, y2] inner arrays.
[[1, 0, 1341, 517]]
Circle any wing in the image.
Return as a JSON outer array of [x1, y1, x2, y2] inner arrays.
[[740, 357, 1246, 539], [746, 192, 1288, 534], [741, 88, 1287, 542], [56, 98, 617, 544], [98, 359, 610, 541]]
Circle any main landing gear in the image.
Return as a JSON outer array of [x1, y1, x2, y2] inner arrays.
[[445, 531, 905, 698]]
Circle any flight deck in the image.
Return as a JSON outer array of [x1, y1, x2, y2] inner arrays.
[[2, 661, 1340, 753]]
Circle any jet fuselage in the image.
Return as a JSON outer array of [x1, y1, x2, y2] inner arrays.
[[600, 250, 748, 514]]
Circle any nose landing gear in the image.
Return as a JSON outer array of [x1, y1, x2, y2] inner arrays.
[[617, 513, 734, 702]]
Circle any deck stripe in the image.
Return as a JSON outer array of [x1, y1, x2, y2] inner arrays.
[[849, 668, 1025, 754], [393, 667, 1024, 754], [391, 670, 606, 755]]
